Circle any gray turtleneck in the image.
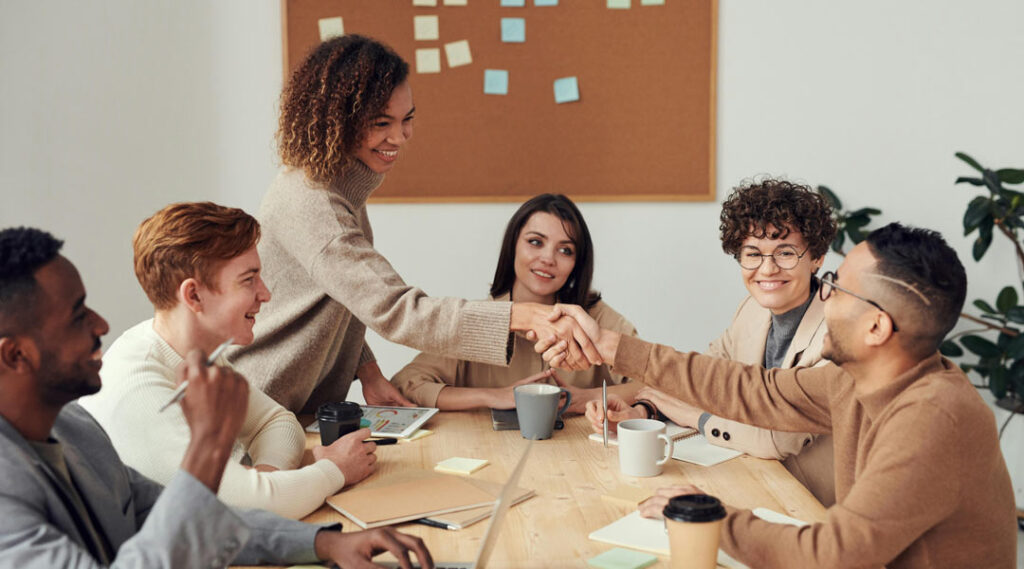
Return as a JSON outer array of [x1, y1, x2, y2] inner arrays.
[[763, 291, 815, 369]]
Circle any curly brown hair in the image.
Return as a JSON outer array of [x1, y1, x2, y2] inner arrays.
[[277, 35, 409, 184], [719, 178, 837, 259]]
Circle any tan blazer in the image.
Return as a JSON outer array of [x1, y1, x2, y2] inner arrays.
[[703, 294, 836, 506], [392, 295, 638, 407]]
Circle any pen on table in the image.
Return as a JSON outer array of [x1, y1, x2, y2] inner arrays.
[[366, 438, 398, 445], [414, 518, 456, 531], [602, 378, 609, 447], [158, 337, 234, 413]]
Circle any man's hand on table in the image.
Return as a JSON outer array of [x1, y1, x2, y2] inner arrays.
[[312, 427, 377, 487], [314, 527, 433, 569], [638, 485, 705, 520], [359, 362, 416, 407]]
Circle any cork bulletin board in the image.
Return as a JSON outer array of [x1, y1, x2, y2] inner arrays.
[[282, 0, 717, 202]]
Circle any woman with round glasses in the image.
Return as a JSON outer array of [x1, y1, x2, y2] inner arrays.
[[587, 178, 839, 506]]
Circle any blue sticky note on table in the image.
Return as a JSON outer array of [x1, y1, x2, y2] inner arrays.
[[501, 0, 526, 5], [553, 76, 579, 104], [501, 18, 525, 43], [484, 69, 509, 95], [535, 0, 558, 5], [587, 548, 657, 569]]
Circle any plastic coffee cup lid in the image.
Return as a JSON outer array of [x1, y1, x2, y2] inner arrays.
[[316, 401, 363, 422], [663, 493, 726, 523]]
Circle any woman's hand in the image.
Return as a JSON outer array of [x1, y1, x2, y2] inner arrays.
[[486, 369, 561, 409], [358, 362, 415, 407], [635, 387, 704, 429], [584, 393, 644, 433], [637, 484, 704, 519]]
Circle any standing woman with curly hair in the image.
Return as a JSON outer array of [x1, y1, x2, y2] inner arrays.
[[230, 35, 598, 415], [587, 178, 840, 506]]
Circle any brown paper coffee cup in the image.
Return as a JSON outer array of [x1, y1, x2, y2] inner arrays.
[[663, 494, 726, 569]]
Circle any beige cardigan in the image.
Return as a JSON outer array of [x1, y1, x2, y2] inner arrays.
[[230, 162, 513, 414], [392, 294, 638, 407], [704, 294, 835, 506]]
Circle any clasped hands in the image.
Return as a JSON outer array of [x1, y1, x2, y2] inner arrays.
[[515, 303, 613, 371]]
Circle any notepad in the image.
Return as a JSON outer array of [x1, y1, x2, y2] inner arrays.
[[327, 473, 496, 529], [420, 478, 535, 529], [435, 457, 489, 475]]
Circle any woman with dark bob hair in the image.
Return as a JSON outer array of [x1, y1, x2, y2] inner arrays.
[[587, 177, 840, 506], [392, 194, 638, 411], [230, 36, 598, 416]]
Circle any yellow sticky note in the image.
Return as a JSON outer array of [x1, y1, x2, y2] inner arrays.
[[416, 48, 442, 74], [443, 0, 468, 5], [413, 0, 438, 5], [435, 457, 489, 475], [400, 429, 434, 442], [444, 40, 472, 68], [414, 15, 440, 41], [317, 17, 344, 41], [607, 0, 631, 8], [640, 0, 665, 4]]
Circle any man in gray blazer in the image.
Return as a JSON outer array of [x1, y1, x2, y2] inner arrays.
[[0, 227, 433, 569]]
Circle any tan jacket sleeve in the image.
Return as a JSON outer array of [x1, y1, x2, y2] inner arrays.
[[698, 415, 813, 459], [390, 352, 464, 407]]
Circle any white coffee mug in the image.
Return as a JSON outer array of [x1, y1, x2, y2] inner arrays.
[[617, 419, 674, 477]]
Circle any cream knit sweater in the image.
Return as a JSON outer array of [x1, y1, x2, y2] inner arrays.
[[231, 161, 512, 414], [80, 320, 346, 519]]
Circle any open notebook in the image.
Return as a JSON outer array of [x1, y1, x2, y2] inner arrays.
[[589, 421, 742, 467]]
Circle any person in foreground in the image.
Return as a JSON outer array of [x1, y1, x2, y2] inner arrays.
[[543, 223, 1017, 568], [230, 35, 601, 415], [586, 178, 837, 505], [0, 227, 432, 568], [392, 194, 638, 412], [80, 202, 375, 520]]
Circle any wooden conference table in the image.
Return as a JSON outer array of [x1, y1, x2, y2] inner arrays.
[[252, 411, 826, 568]]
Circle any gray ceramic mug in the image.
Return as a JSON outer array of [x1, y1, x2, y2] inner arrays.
[[513, 383, 572, 440]]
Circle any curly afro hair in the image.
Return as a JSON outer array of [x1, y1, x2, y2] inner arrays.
[[277, 35, 409, 184], [719, 178, 837, 259]]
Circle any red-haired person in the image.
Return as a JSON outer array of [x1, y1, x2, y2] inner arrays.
[[587, 178, 839, 505], [81, 202, 376, 519], [230, 35, 600, 416]]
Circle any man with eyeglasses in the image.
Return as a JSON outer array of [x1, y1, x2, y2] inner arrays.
[[585, 179, 839, 506], [545, 223, 1016, 568]]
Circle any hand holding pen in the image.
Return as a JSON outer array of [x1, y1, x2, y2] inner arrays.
[[159, 337, 234, 412]]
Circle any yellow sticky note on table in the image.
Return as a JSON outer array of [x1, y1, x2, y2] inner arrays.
[[607, 0, 631, 8], [414, 15, 439, 41], [318, 17, 344, 41], [443, 0, 468, 5], [413, 0, 438, 5], [416, 48, 442, 74], [444, 40, 472, 68], [640, 0, 665, 4], [400, 428, 434, 442], [435, 457, 489, 475]]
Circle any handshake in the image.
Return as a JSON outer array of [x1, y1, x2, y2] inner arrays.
[[511, 303, 621, 371]]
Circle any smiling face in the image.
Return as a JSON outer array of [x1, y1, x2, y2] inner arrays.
[[740, 225, 824, 315], [194, 246, 270, 348], [31, 256, 109, 404], [353, 81, 415, 174], [510, 212, 577, 305]]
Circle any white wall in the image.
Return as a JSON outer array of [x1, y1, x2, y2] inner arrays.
[[2, 1, 1022, 507]]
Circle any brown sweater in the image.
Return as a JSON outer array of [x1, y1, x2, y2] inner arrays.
[[230, 162, 512, 414], [614, 335, 1016, 569]]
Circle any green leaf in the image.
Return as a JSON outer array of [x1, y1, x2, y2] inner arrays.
[[847, 207, 882, 217], [961, 335, 1002, 358], [997, 286, 1019, 313], [955, 176, 985, 187], [962, 196, 991, 233], [848, 226, 867, 245], [1006, 333, 1024, 359], [972, 228, 993, 261], [983, 169, 1004, 196], [939, 340, 964, 357], [956, 152, 985, 173], [973, 299, 997, 314], [1007, 306, 1024, 324], [989, 366, 1007, 400], [817, 185, 842, 210], [997, 168, 1024, 185], [845, 214, 871, 228]]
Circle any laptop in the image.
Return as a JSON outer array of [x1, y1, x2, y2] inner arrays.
[[378, 441, 534, 569]]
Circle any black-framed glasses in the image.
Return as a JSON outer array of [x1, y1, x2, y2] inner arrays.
[[819, 271, 899, 332], [735, 244, 809, 270]]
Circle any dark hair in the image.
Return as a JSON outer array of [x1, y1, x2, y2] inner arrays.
[[0, 227, 64, 335], [277, 35, 409, 184], [490, 194, 601, 308], [719, 178, 837, 259], [865, 223, 967, 355]]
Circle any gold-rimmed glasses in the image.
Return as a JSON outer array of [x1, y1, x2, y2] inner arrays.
[[735, 244, 809, 270], [819, 271, 899, 332]]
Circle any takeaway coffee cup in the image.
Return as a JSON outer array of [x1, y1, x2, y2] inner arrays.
[[513, 383, 571, 440], [316, 401, 363, 446], [663, 494, 727, 569], [617, 419, 673, 477]]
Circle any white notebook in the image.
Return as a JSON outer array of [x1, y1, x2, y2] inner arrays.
[[589, 423, 742, 467]]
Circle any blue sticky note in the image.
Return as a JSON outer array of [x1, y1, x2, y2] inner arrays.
[[587, 548, 657, 569], [501, 18, 525, 43], [534, 0, 558, 5], [501, 0, 526, 5], [553, 76, 579, 104], [484, 69, 509, 95]]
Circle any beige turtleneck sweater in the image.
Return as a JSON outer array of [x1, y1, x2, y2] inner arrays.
[[230, 161, 513, 414]]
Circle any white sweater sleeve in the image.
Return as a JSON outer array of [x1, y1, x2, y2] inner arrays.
[[235, 387, 305, 470]]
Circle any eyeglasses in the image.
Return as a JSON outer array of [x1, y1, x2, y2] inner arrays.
[[735, 245, 809, 270], [819, 271, 899, 332]]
